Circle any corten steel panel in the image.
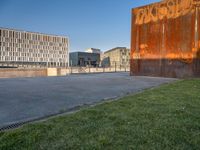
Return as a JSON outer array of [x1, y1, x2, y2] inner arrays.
[[130, 0, 200, 78]]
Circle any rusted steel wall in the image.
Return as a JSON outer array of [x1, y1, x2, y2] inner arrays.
[[130, 0, 200, 78]]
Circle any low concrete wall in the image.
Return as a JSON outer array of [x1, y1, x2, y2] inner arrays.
[[0, 68, 47, 78], [0, 68, 72, 78], [47, 68, 57, 77], [47, 68, 70, 77], [0, 67, 130, 78], [57, 68, 70, 76]]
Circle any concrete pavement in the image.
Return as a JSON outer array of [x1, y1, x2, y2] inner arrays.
[[0, 72, 176, 128]]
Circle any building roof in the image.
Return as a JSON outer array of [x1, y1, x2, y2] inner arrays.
[[132, 0, 163, 10], [87, 48, 101, 50], [0, 27, 68, 38], [70, 51, 100, 55], [104, 47, 128, 54]]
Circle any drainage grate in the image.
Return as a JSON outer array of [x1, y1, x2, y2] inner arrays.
[[0, 104, 91, 132], [0, 95, 129, 132], [0, 122, 27, 132]]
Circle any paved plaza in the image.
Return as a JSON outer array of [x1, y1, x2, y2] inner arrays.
[[0, 73, 176, 128]]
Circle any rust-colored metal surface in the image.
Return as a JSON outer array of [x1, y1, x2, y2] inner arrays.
[[130, 0, 200, 78]]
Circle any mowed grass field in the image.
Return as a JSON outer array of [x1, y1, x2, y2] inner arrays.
[[0, 79, 200, 150]]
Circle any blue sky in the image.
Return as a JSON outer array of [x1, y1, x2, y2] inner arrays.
[[0, 0, 160, 52]]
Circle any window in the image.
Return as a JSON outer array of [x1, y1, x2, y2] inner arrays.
[[3, 30, 5, 37], [9, 31, 12, 38]]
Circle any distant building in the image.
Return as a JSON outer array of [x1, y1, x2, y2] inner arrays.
[[102, 47, 130, 67], [70, 52, 100, 67], [85, 48, 101, 54], [0, 27, 69, 68]]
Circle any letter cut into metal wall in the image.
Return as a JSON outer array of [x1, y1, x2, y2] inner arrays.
[[130, 0, 200, 78]]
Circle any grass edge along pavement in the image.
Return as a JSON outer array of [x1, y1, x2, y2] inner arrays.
[[0, 79, 200, 150]]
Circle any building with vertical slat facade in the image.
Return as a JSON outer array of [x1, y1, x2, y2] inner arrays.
[[102, 47, 130, 67], [0, 27, 69, 68]]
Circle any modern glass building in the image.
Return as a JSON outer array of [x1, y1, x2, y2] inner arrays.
[[0, 27, 69, 68], [69, 52, 100, 67]]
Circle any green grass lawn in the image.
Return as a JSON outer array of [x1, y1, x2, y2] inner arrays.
[[0, 79, 200, 150]]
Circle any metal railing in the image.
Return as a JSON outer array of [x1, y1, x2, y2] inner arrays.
[[0, 61, 130, 75]]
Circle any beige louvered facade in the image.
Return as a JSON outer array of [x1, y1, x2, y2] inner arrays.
[[102, 47, 130, 67], [0, 28, 69, 68]]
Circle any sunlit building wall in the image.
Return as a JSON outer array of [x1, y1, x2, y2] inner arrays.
[[0, 28, 69, 68], [130, 0, 200, 78], [102, 47, 130, 67]]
